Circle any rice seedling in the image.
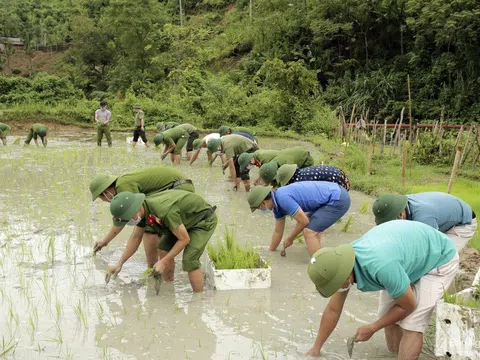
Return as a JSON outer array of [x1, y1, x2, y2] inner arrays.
[[443, 291, 480, 308], [359, 200, 370, 214], [73, 301, 88, 327], [0, 336, 17, 357], [208, 227, 268, 270], [341, 216, 354, 232]]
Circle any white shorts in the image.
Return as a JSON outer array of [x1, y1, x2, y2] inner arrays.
[[377, 252, 459, 333], [445, 218, 477, 252]]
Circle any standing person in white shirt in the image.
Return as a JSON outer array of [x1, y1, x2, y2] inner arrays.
[[95, 100, 112, 147]]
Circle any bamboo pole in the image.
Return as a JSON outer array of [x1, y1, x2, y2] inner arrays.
[[451, 126, 464, 161], [401, 135, 407, 186], [338, 106, 347, 141], [438, 127, 445, 157], [346, 104, 356, 144], [372, 119, 378, 154], [460, 127, 474, 164], [407, 75, 413, 140], [380, 119, 387, 155], [367, 141, 374, 175], [395, 107, 405, 155], [390, 118, 400, 156], [447, 147, 462, 194]]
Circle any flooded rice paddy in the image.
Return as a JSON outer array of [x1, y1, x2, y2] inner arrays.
[[0, 131, 435, 359]]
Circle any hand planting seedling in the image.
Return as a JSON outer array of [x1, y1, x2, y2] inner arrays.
[[280, 243, 286, 257]]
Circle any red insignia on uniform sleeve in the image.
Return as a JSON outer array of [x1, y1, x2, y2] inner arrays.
[[147, 214, 162, 226]]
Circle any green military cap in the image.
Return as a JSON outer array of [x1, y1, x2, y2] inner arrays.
[[133, 104, 141, 109], [153, 134, 164, 147], [110, 192, 145, 227], [238, 153, 255, 171], [276, 164, 298, 187], [156, 122, 165, 131], [89, 174, 118, 201], [192, 139, 202, 150], [207, 138, 222, 154], [372, 194, 408, 225], [37, 126, 48, 136], [247, 185, 273, 213], [218, 125, 231, 137], [259, 161, 278, 185], [307, 244, 355, 298]]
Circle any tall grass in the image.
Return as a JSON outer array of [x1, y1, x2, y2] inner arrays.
[[208, 227, 268, 270]]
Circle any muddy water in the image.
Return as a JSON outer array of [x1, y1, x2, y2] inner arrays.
[[0, 132, 434, 359]]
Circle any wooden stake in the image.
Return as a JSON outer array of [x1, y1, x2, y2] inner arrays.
[[460, 127, 473, 164], [401, 135, 407, 186], [447, 147, 462, 194], [451, 126, 464, 161], [338, 106, 347, 140], [346, 104, 356, 144], [367, 141, 374, 175], [438, 127, 445, 157], [407, 75, 413, 140], [395, 107, 405, 155], [390, 118, 400, 156], [380, 119, 387, 155]]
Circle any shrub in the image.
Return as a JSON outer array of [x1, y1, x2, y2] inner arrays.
[[11, 68, 22, 75]]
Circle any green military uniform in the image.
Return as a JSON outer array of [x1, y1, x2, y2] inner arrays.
[[218, 125, 256, 137], [135, 110, 145, 127], [0, 122, 9, 142], [25, 123, 48, 146], [137, 190, 217, 271], [272, 148, 314, 168], [154, 128, 189, 154], [177, 123, 199, 152], [221, 134, 256, 160], [157, 121, 180, 132], [239, 149, 279, 171]]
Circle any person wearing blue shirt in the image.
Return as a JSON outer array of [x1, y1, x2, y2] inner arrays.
[[305, 220, 459, 359], [247, 182, 351, 256], [373, 192, 477, 251]]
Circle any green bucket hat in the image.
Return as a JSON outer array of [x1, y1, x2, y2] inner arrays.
[[218, 125, 231, 137], [133, 104, 141, 109], [192, 139, 202, 150], [276, 164, 298, 187], [153, 134, 164, 147], [89, 174, 118, 201], [372, 194, 408, 225], [259, 161, 279, 185], [247, 185, 273, 213], [207, 138, 222, 154], [307, 244, 355, 298], [110, 192, 145, 226], [38, 126, 48, 137], [238, 153, 255, 171]]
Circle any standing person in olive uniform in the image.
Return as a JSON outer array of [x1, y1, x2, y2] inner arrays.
[[207, 134, 258, 191], [176, 123, 199, 161], [189, 133, 221, 165], [107, 190, 217, 292], [89, 166, 194, 267], [95, 100, 112, 147], [259, 148, 315, 185], [132, 104, 150, 148], [276, 164, 351, 191], [0, 122, 9, 145], [153, 127, 189, 165], [25, 123, 48, 147], [218, 125, 255, 137], [156, 121, 180, 132]]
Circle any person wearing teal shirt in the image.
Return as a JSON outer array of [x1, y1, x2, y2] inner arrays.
[[373, 192, 476, 252], [305, 220, 458, 359]]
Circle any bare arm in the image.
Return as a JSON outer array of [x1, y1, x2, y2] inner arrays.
[[283, 209, 310, 249], [306, 291, 349, 356], [94, 225, 126, 252], [355, 287, 417, 342], [269, 218, 286, 251], [118, 226, 145, 266], [161, 224, 190, 262], [189, 149, 201, 165]]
